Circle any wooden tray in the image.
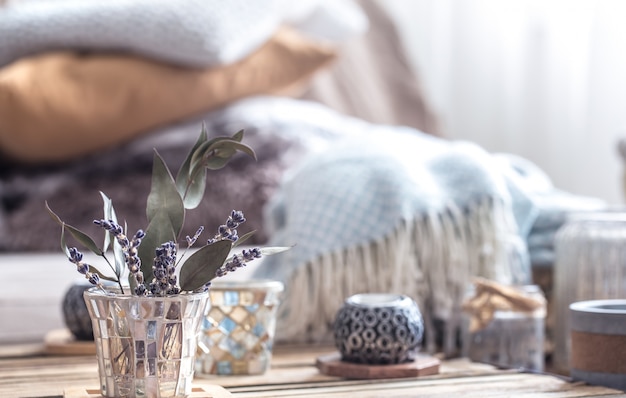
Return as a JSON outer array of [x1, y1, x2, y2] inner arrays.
[[64, 385, 231, 397], [316, 352, 440, 379], [44, 329, 96, 356]]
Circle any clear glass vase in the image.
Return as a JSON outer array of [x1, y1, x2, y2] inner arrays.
[[83, 287, 209, 398]]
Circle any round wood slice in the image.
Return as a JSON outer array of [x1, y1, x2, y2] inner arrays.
[[44, 328, 96, 356], [316, 352, 440, 379]]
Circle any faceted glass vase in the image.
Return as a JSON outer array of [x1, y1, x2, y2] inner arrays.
[[196, 280, 283, 375], [83, 287, 209, 398]]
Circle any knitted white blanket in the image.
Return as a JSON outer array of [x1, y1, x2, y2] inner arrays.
[[0, 0, 367, 68], [225, 97, 538, 354], [0, 0, 281, 68]]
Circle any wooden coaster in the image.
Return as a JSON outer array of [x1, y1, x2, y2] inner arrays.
[[316, 352, 440, 379], [44, 329, 96, 356], [64, 385, 231, 397]]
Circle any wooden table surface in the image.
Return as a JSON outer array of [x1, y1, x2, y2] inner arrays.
[[1, 343, 624, 398]]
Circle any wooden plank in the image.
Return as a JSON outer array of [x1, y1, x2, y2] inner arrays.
[[0, 342, 45, 358], [44, 329, 96, 356], [1, 345, 625, 398], [64, 386, 231, 398], [227, 373, 624, 397]]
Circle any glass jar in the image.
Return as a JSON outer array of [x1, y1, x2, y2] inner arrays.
[[462, 284, 546, 371], [552, 211, 626, 373]]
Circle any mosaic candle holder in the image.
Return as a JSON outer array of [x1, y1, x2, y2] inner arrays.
[[196, 280, 284, 375], [83, 288, 209, 398]]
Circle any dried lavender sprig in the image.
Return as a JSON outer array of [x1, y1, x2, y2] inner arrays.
[[94, 219, 129, 248], [149, 241, 180, 296], [186, 226, 204, 248], [215, 248, 262, 278], [207, 210, 246, 244], [176, 225, 205, 268], [94, 219, 146, 295], [68, 247, 103, 289], [129, 230, 146, 295]]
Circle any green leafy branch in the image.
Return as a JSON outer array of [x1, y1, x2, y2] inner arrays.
[[47, 127, 290, 295]]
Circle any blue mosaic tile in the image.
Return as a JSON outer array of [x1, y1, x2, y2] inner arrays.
[[219, 317, 237, 334], [223, 291, 239, 306], [253, 323, 266, 337], [217, 361, 232, 375]]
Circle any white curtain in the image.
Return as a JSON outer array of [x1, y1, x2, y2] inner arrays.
[[383, 0, 626, 205]]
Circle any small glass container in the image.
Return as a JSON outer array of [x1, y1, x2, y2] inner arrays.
[[196, 279, 283, 375], [553, 211, 626, 373], [462, 284, 546, 371]]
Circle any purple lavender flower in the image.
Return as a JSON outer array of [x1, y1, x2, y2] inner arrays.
[[207, 210, 246, 244], [67, 247, 102, 287], [94, 219, 130, 248], [230, 210, 246, 225], [94, 219, 146, 295], [149, 241, 179, 296], [242, 248, 262, 261], [87, 273, 100, 286], [215, 247, 262, 278], [135, 284, 147, 296], [68, 247, 89, 274]]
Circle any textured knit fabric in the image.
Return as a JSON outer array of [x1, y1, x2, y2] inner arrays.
[[0, 0, 281, 68]]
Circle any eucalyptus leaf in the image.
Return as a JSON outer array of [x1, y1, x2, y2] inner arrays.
[[137, 209, 176, 283], [146, 150, 185, 238], [212, 139, 256, 158], [259, 246, 293, 256], [202, 155, 238, 171], [100, 193, 123, 281], [180, 165, 207, 210], [190, 136, 256, 172], [113, 237, 125, 279], [60, 222, 70, 257], [232, 230, 256, 248], [231, 129, 244, 142], [179, 240, 232, 291], [189, 136, 234, 172], [100, 192, 114, 252], [175, 126, 208, 209], [89, 265, 119, 283], [204, 141, 256, 170], [207, 140, 256, 161], [46, 201, 104, 256], [66, 224, 104, 256], [183, 133, 257, 198]]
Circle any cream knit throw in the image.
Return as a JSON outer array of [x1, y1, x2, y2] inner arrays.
[[251, 121, 533, 355]]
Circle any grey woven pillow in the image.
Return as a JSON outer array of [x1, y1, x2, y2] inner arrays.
[[0, 0, 281, 68]]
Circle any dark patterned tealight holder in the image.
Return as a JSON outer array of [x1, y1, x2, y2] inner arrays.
[[317, 293, 440, 379]]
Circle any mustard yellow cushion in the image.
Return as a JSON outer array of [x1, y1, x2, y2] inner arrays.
[[0, 27, 336, 163]]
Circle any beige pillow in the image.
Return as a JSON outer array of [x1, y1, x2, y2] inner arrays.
[[0, 27, 336, 163]]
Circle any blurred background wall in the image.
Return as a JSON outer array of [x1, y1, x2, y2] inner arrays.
[[383, 0, 626, 205]]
